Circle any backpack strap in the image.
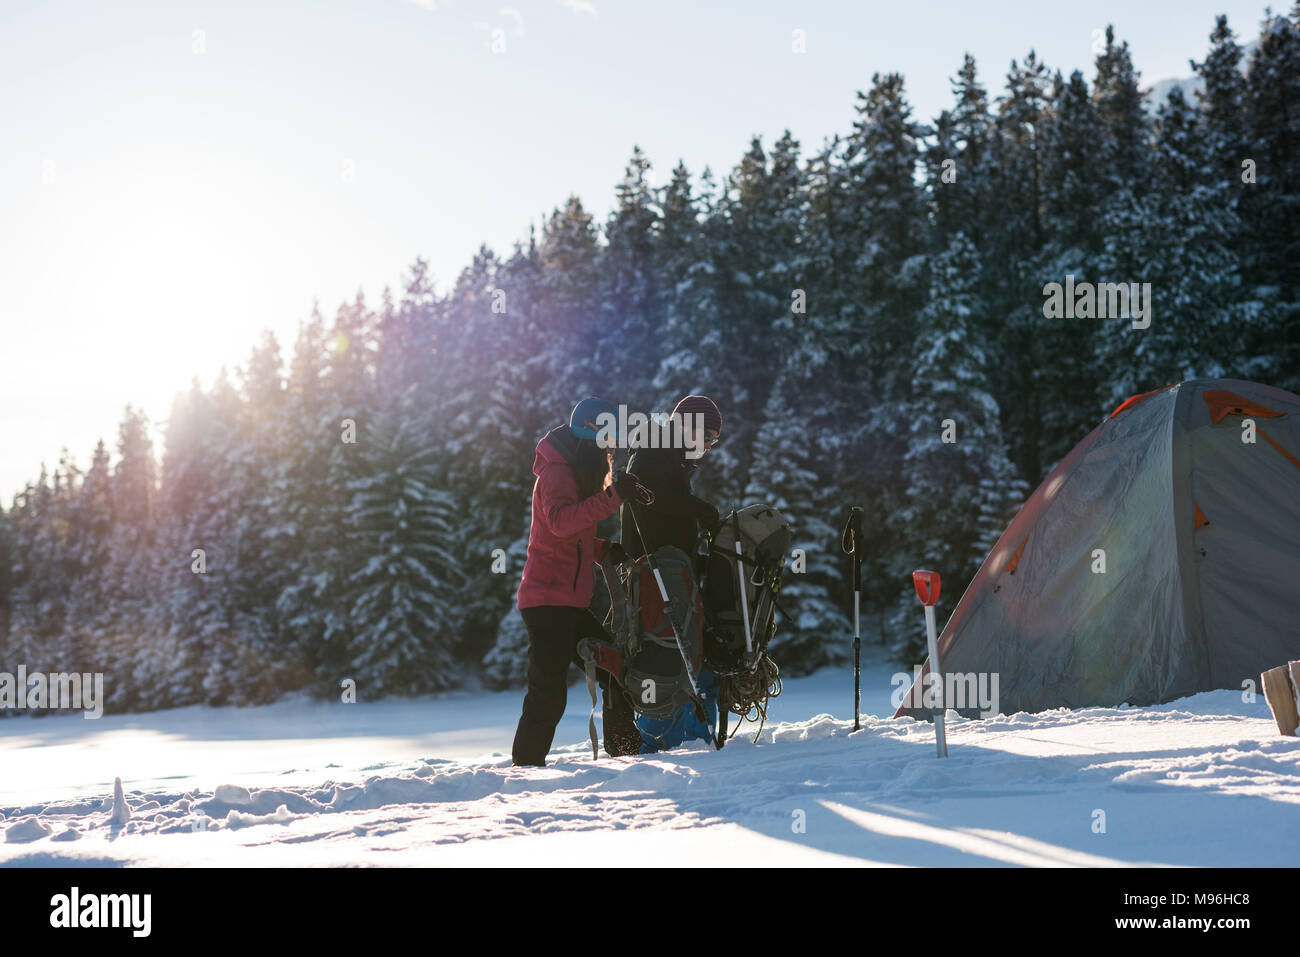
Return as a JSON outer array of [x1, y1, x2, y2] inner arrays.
[[577, 639, 626, 761], [679, 600, 695, 655], [708, 544, 764, 567], [583, 658, 600, 761]]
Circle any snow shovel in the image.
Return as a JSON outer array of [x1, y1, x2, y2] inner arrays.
[[913, 569, 947, 758]]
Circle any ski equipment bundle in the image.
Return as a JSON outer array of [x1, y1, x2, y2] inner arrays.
[[577, 545, 707, 759], [699, 504, 792, 745]]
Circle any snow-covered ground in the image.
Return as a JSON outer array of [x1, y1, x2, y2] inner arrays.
[[2, 654, 1298, 867]]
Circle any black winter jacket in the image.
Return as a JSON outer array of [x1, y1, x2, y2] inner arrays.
[[619, 446, 714, 560]]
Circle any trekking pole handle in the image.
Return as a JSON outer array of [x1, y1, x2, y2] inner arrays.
[[842, 507, 863, 556]]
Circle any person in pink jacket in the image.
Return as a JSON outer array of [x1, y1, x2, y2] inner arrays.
[[512, 397, 652, 766]]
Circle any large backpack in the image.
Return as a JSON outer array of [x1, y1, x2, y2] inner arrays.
[[577, 545, 705, 758], [701, 504, 792, 675], [700, 505, 792, 743]]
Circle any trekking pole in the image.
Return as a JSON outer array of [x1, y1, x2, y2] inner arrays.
[[912, 569, 947, 758], [626, 500, 707, 721], [841, 507, 863, 731], [696, 527, 727, 751], [733, 511, 754, 659]]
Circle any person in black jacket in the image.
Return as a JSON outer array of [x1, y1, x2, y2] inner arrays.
[[619, 395, 723, 752], [620, 395, 723, 560]]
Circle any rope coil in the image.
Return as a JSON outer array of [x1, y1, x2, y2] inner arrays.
[[718, 653, 782, 743]]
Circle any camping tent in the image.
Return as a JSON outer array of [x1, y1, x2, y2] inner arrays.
[[897, 379, 1300, 718]]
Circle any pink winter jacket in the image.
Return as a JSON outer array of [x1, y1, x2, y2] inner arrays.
[[517, 428, 623, 609]]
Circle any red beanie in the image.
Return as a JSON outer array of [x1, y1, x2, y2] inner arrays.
[[673, 395, 722, 436]]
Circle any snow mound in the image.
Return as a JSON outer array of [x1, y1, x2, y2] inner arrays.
[[0, 673, 1296, 866], [227, 804, 296, 829], [5, 817, 53, 843]]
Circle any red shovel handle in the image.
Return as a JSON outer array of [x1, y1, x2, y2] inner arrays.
[[912, 569, 941, 606]]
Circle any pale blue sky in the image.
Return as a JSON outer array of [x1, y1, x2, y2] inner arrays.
[[0, 0, 1275, 501]]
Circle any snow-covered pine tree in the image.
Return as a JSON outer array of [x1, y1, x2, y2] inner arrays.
[[1031, 68, 1109, 468], [1041, 69, 1103, 255], [296, 293, 382, 687], [1093, 25, 1151, 197], [1243, 7, 1300, 389], [149, 377, 241, 707], [479, 504, 532, 689], [888, 232, 1024, 663], [12, 466, 63, 691], [63, 441, 113, 682], [537, 196, 601, 403], [986, 52, 1053, 484], [273, 309, 348, 691], [1, 478, 44, 699], [705, 131, 812, 503], [835, 73, 928, 393], [95, 406, 159, 712], [340, 409, 463, 696], [931, 54, 995, 249], [599, 146, 664, 393], [821, 72, 930, 648], [436, 245, 542, 667], [1195, 15, 1249, 196], [655, 160, 718, 402], [653, 162, 747, 506], [216, 331, 299, 705], [743, 376, 844, 673]]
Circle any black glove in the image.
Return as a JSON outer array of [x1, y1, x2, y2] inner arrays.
[[697, 502, 721, 534], [613, 470, 655, 506], [606, 541, 628, 565]]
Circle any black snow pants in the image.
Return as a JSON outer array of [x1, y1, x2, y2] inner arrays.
[[511, 606, 643, 766]]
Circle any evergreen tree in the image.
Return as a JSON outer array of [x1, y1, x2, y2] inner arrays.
[[599, 146, 664, 390], [149, 381, 227, 706], [654, 161, 723, 405], [744, 376, 844, 673], [1194, 15, 1249, 192], [341, 410, 463, 695], [987, 52, 1060, 482], [889, 233, 1025, 662], [1096, 88, 1251, 406], [538, 196, 601, 400], [1244, 6, 1300, 387], [934, 54, 995, 247], [1041, 70, 1103, 254], [274, 309, 348, 686], [836, 72, 928, 386], [1093, 25, 1151, 195], [96, 407, 160, 712], [480, 507, 532, 689]]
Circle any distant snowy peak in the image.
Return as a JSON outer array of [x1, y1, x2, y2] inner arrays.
[[1144, 75, 1204, 111], [1142, 31, 1266, 114]]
